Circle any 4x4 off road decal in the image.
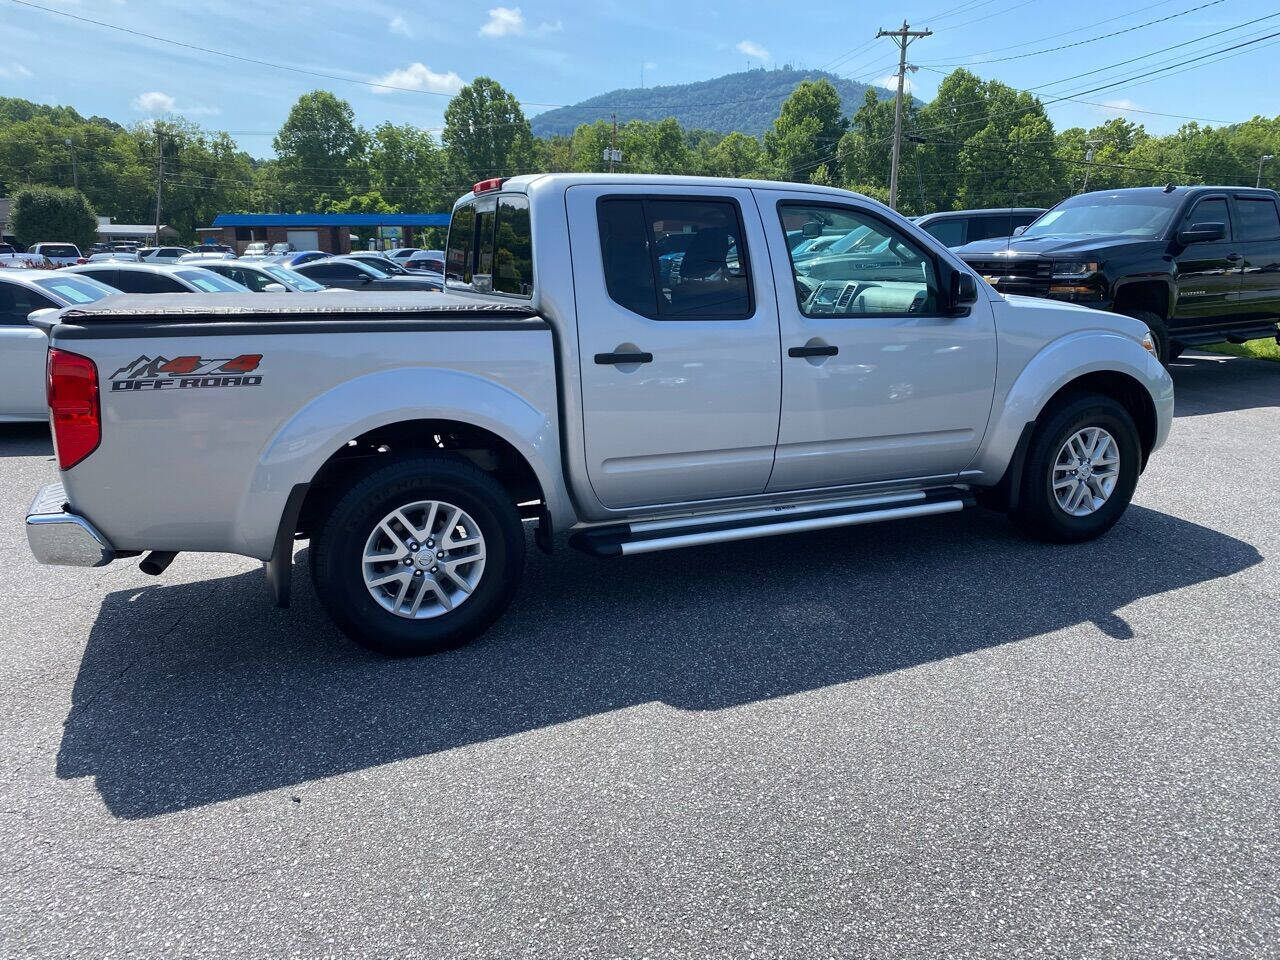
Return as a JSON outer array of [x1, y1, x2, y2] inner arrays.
[[109, 354, 264, 391]]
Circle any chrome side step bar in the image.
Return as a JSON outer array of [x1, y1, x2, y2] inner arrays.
[[569, 488, 973, 558]]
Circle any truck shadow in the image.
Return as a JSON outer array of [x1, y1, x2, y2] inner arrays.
[[56, 504, 1259, 819]]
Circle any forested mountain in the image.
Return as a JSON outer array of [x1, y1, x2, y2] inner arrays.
[[530, 68, 892, 138]]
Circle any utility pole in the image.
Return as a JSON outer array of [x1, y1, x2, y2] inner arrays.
[[610, 113, 617, 173], [153, 126, 164, 246], [1257, 154, 1274, 188], [877, 20, 931, 211], [63, 138, 78, 191]]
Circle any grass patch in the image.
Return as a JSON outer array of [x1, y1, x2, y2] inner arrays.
[[1202, 339, 1280, 362]]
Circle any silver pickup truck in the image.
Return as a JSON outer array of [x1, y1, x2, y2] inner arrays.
[[26, 174, 1174, 656]]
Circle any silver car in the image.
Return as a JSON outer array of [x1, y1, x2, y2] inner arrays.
[[197, 260, 329, 293], [0, 269, 118, 421], [64, 262, 250, 294]]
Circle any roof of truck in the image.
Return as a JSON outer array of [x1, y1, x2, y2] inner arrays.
[[457, 173, 879, 207]]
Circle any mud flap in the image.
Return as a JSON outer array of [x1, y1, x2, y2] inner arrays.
[[263, 483, 308, 608]]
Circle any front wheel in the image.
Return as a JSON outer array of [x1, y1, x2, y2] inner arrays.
[[310, 456, 526, 656], [1010, 393, 1141, 544], [1125, 309, 1174, 366]]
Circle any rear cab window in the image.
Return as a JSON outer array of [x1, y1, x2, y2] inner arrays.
[[446, 192, 533, 298]]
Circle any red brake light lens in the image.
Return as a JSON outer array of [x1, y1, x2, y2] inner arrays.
[[472, 177, 507, 194], [47, 348, 100, 470]]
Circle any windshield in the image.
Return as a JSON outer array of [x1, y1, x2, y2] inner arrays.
[[1023, 195, 1178, 239], [176, 269, 246, 292], [34, 276, 113, 304], [264, 265, 324, 291]]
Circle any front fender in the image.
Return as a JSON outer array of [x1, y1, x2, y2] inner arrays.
[[970, 329, 1174, 484], [231, 367, 570, 559]]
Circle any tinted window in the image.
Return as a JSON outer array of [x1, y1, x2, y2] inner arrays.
[[494, 195, 533, 297], [780, 203, 940, 317], [36, 244, 79, 258], [1011, 211, 1041, 230], [74, 268, 117, 288], [445, 203, 475, 283], [923, 218, 966, 247], [264, 266, 324, 291], [1236, 197, 1280, 241], [1185, 198, 1231, 239], [598, 199, 658, 317], [1027, 194, 1178, 239], [0, 281, 56, 325], [473, 200, 496, 293], [598, 197, 751, 320], [969, 215, 1014, 243]]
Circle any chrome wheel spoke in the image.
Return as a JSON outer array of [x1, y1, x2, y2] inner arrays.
[[1052, 426, 1121, 518]]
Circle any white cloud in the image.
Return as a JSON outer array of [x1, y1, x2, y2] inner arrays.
[[480, 6, 561, 37], [0, 63, 32, 79], [389, 15, 411, 36], [132, 91, 176, 113], [371, 62, 464, 95], [878, 73, 911, 94], [1099, 98, 1140, 114], [130, 90, 220, 116], [736, 40, 769, 60], [481, 6, 524, 35], [644, 61, 658, 71]]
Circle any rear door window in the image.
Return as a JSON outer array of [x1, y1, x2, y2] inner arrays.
[[597, 196, 752, 320], [1235, 197, 1280, 241]]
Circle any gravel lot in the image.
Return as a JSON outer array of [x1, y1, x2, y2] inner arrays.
[[1, 352, 1277, 958]]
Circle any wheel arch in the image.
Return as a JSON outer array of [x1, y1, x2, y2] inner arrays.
[[1112, 277, 1173, 321]]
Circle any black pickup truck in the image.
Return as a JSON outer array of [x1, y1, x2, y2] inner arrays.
[[955, 185, 1280, 364]]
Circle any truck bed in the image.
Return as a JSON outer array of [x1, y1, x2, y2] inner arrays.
[[43, 291, 561, 561]]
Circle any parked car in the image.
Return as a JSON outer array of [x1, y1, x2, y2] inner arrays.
[[341, 253, 412, 275], [0, 251, 51, 268], [86, 252, 138, 263], [955, 185, 1280, 364], [243, 241, 268, 257], [386, 247, 420, 261], [269, 242, 293, 255], [282, 250, 328, 267], [28, 243, 85, 267], [177, 251, 237, 263], [64, 262, 250, 294], [914, 207, 1046, 248], [403, 249, 445, 274], [197, 260, 329, 293], [136, 246, 193, 265], [292, 256, 443, 291], [0, 269, 118, 421], [25, 174, 1172, 658]]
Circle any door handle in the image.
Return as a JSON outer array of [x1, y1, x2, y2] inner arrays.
[[788, 344, 839, 358], [594, 351, 653, 365]]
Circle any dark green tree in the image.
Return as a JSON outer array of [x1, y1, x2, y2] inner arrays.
[[11, 185, 97, 247], [442, 77, 535, 184], [764, 79, 848, 182], [272, 91, 366, 210]]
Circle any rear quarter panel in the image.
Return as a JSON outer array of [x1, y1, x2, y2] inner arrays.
[[55, 324, 565, 559]]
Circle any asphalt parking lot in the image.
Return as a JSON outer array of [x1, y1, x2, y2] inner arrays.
[[1, 352, 1277, 958]]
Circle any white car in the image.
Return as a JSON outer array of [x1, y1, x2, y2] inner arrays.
[[243, 242, 269, 257], [402, 249, 445, 274], [27, 243, 85, 267], [135, 246, 192, 264], [177, 251, 237, 263], [197, 260, 329, 293], [0, 269, 119, 421], [64, 262, 250, 294]]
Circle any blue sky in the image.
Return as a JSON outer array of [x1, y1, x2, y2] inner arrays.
[[2, 0, 1277, 155]]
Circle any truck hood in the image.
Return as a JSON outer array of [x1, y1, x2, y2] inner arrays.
[[956, 235, 1154, 258], [999, 293, 1150, 341]]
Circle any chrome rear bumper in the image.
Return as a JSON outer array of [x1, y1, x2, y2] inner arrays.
[[26, 482, 115, 567]]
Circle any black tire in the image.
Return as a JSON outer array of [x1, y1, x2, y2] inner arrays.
[[310, 456, 525, 657], [1168, 344, 1186, 362], [1010, 392, 1141, 544], [1125, 309, 1174, 366]]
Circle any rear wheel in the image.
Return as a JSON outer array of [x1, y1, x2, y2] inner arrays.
[[1010, 392, 1141, 543], [310, 456, 525, 656], [1125, 309, 1174, 366]]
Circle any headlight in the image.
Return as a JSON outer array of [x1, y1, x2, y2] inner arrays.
[[1051, 260, 1100, 279]]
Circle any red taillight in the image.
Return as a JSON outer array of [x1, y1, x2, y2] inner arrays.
[[472, 177, 507, 193], [47, 348, 100, 470], [75, 258, 88, 265]]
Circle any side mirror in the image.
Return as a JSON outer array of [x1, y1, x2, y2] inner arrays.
[[1177, 221, 1226, 245], [262, 282, 287, 293], [360, 274, 374, 284], [1012, 224, 1028, 237], [950, 270, 979, 310]]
